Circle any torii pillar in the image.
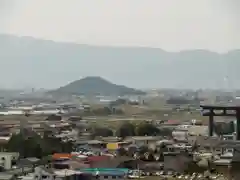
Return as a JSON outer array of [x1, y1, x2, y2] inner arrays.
[[200, 105, 240, 140], [236, 107, 240, 140]]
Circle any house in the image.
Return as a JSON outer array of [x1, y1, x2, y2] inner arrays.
[[85, 156, 135, 170], [0, 173, 15, 180], [100, 137, 122, 143], [106, 142, 130, 151], [0, 152, 19, 170], [187, 126, 208, 136], [33, 167, 55, 180], [18, 166, 95, 180], [53, 159, 89, 170], [17, 157, 40, 168], [163, 152, 193, 173], [194, 136, 221, 152], [54, 169, 83, 180], [230, 147, 240, 179], [0, 137, 11, 151], [76, 168, 127, 180], [214, 152, 232, 178], [124, 136, 161, 146], [19, 167, 83, 180], [87, 156, 112, 168], [213, 148, 240, 179]]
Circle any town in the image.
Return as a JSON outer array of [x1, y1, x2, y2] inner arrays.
[[0, 79, 239, 180], [1, 1, 239, 179]]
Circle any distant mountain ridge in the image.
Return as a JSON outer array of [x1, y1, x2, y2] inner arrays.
[[49, 76, 144, 95], [0, 34, 240, 89]]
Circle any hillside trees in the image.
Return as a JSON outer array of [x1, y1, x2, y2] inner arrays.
[[214, 121, 235, 135], [6, 130, 73, 158], [136, 123, 161, 136], [116, 122, 136, 138], [116, 122, 172, 137], [91, 127, 114, 137]]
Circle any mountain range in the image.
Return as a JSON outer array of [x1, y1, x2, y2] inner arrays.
[[0, 34, 239, 89], [50, 76, 144, 95]]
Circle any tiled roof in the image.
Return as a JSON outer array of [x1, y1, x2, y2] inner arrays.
[[52, 153, 73, 159], [87, 155, 110, 162]]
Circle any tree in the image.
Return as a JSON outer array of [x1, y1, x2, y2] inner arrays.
[[92, 107, 112, 116], [110, 99, 127, 107], [6, 132, 43, 158], [6, 130, 74, 158], [117, 147, 127, 156], [116, 122, 136, 138], [46, 114, 62, 121], [42, 135, 74, 154], [214, 121, 235, 136], [159, 128, 172, 137], [127, 146, 138, 157], [68, 116, 82, 122], [92, 127, 114, 137], [138, 145, 149, 154], [23, 137, 43, 158], [6, 133, 25, 155], [136, 123, 160, 136], [61, 141, 74, 152]]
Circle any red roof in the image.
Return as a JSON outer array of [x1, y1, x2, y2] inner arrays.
[[165, 120, 180, 125], [52, 153, 73, 159], [87, 155, 110, 162]]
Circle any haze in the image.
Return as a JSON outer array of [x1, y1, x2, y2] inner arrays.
[[0, 0, 239, 89], [1, 0, 239, 52]]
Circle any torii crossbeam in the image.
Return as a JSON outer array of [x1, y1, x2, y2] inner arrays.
[[200, 105, 240, 140]]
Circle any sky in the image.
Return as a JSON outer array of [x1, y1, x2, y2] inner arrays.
[[0, 0, 239, 53], [0, 0, 239, 89]]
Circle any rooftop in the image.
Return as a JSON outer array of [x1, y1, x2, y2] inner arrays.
[[54, 169, 81, 177], [214, 159, 232, 165], [200, 105, 240, 110], [0, 173, 14, 180], [125, 136, 160, 141], [87, 155, 110, 162]]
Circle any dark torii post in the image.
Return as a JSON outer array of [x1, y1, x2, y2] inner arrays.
[[200, 105, 240, 140], [200, 105, 216, 137], [209, 109, 214, 137], [236, 107, 240, 140]]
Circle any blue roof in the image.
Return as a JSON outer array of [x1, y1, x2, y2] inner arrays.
[[76, 168, 129, 175], [81, 171, 125, 176], [97, 171, 125, 176]]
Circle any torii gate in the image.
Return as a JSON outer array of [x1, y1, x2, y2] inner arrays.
[[200, 105, 240, 140]]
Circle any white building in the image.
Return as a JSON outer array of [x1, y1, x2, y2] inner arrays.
[[19, 168, 83, 180], [0, 152, 19, 170]]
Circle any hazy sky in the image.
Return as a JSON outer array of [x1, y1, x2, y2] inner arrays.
[[0, 0, 239, 53], [0, 0, 240, 90]]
